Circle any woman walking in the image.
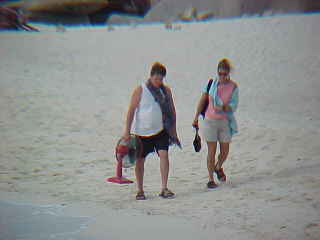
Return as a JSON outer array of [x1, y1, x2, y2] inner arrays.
[[192, 59, 239, 188]]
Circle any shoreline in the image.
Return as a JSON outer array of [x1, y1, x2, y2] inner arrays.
[[0, 192, 210, 240]]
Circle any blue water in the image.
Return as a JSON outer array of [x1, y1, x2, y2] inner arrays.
[[0, 200, 92, 240]]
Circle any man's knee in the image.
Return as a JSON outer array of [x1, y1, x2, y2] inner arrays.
[[158, 150, 169, 160]]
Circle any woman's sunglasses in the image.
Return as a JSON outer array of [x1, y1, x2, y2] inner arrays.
[[218, 71, 228, 76]]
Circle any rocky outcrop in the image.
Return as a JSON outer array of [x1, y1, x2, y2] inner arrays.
[[0, 6, 38, 30], [2, 0, 319, 25], [1, 0, 152, 25], [144, 0, 320, 23]]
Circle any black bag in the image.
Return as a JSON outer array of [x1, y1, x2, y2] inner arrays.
[[200, 79, 213, 119], [193, 127, 201, 152]]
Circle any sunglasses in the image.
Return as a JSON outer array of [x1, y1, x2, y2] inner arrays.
[[218, 71, 228, 76]]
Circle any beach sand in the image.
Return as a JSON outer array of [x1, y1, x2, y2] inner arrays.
[[0, 13, 320, 240]]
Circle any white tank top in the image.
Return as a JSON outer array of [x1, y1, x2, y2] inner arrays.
[[131, 83, 164, 136]]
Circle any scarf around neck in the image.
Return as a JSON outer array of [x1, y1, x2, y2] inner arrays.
[[146, 79, 181, 148]]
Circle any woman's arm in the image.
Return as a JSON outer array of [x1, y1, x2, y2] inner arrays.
[[192, 92, 208, 127], [123, 86, 142, 140]]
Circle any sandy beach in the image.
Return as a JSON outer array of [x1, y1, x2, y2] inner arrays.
[[0, 13, 320, 240]]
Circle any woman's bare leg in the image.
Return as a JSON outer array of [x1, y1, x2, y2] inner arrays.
[[207, 141, 217, 182], [216, 142, 229, 170]]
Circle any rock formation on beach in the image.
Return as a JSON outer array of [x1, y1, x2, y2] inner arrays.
[[1, 0, 153, 25], [1, 0, 320, 26]]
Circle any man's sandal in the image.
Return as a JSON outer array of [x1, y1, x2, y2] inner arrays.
[[136, 191, 146, 200], [159, 188, 175, 199]]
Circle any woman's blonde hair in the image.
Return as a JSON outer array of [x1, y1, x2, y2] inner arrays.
[[217, 58, 233, 73]]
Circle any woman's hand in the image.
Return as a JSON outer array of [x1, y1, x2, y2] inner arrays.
[[192, 118, 199, 129], [214, 105, 223, 112], [223, 105, 232, 112]]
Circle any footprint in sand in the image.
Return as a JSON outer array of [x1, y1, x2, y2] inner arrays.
[[312, 201, 320, 210], [230, 170, 241, 175], [80, 161, 92, 166], [304, 223, 320, 240], [261, 145, 270, 151], [272, 155, 284, 163], [74, 169, 85, 174], [11, 176, 21, 180], [253, 134, 265, 140], [268, 196, 285, 202], [246, 158, 257, 162]]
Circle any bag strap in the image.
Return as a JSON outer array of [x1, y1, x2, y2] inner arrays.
[[206, 79, 213, 93]]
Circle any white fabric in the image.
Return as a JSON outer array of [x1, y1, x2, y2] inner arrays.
[[131, 83, 163, 136]]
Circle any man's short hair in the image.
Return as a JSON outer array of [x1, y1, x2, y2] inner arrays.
[[150, 62, 166, 77]]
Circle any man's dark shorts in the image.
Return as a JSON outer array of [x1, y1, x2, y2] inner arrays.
[[138, 130, 170, 158]]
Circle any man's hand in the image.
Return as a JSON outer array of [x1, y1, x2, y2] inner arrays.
[[122, 133, 130, 142], [173, 135, 182, 149]]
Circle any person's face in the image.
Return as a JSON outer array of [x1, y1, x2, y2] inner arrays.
[[218, 68, 230, 81], [150, 74, 164, 88]]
